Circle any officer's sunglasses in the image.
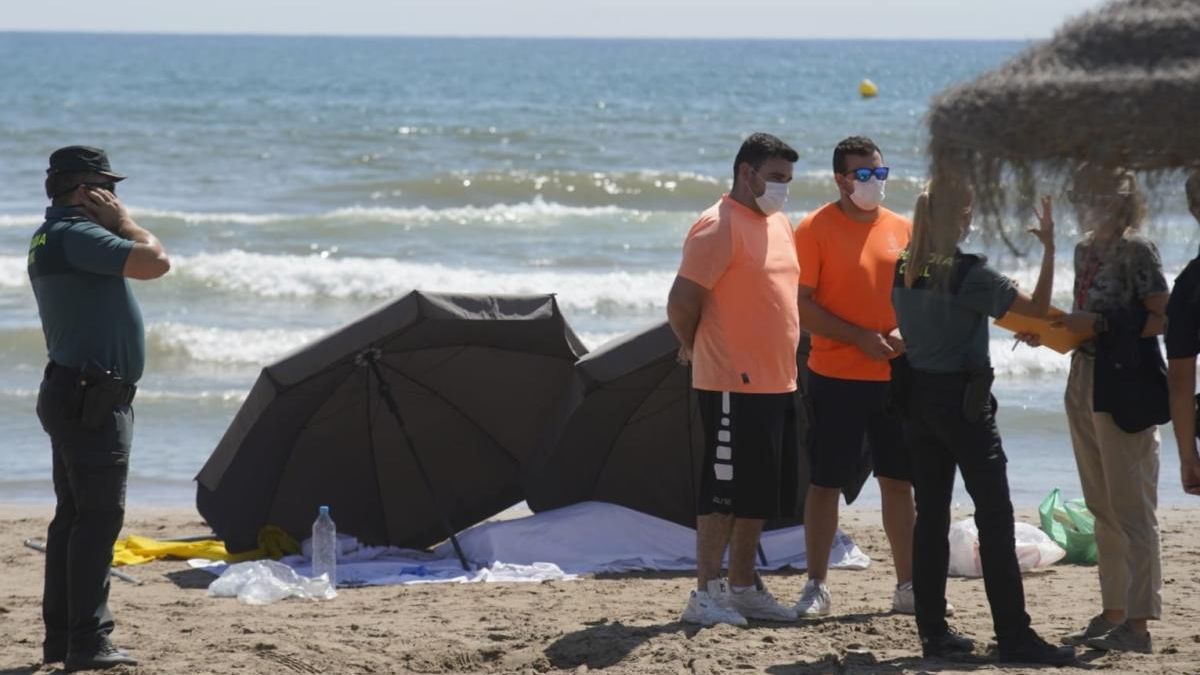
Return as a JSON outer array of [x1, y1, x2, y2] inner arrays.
[[52, 181, 116, 198], [79, 181, 117, 195], [843, 167, 890, 182]]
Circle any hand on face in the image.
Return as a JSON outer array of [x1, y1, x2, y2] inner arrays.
[[78, 185, 128, 232]]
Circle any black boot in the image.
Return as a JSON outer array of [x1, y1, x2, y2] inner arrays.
[[64, 637, 138, 672], [998, 631, 1076, 666], [922, 629, 975, 659]]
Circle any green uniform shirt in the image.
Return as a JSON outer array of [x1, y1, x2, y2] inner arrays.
[[892, 249, 1018, 374], [27, 207, 145, 383]]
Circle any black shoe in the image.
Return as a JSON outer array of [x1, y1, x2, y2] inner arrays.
[[998, 632, 1076, 666], [64, 638, 138, 672], [922, 629, 975, 659]]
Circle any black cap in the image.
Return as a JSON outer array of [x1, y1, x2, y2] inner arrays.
[[46, 146, 126, 181]]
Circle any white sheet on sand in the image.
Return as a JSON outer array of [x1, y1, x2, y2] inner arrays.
[[192, 501, 870, 586]]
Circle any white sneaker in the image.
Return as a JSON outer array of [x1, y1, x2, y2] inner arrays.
[[793, 578, 832, 618], [727, 579, 798, 622], [892, 581, 955, 616], [681, 580, 748, 627]]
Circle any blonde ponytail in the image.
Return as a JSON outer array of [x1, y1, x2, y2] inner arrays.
[[905, 179, 973, 289], [906, 189, 934, 288]]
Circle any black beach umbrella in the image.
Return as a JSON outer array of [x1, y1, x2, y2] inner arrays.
[[524, 322, 845, 529], [926, 0, 1200, 245], [196, 292, 586, 566]]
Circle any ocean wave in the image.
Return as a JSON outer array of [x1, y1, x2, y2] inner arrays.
[[0, 321, 655, 375], [0, 255, 28, 288], [0, 386, 248, 403], [316, 169, 928, 214], [1, 247, 677, 312], [173, 250, 675, 310], [0, 170, 918, 228], [0, 214, 43, 228], [577, 331, 632, 350], [0, 322, 325, 368], [126, 198, 646, 228], [321, 169, 727, 209], [148, 322, 328, 365], [989, 338, 1072, 377]]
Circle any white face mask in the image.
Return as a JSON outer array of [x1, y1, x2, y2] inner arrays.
[[755, 179, 789, 216], [848, 177, 886, 211]]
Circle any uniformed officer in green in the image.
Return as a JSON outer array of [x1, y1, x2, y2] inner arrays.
[[29, 146, 170, 671]]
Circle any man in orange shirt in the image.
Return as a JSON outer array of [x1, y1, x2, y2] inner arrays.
[[667, 133, 802, 626], [792, 136, 928, 618]]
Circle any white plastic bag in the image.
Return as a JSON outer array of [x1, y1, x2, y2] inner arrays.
[[207, 560, 337, 605], [947, 518, 1066, 578]]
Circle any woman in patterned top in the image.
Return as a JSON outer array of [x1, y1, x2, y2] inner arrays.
[[1051, 165, 1169, 655]]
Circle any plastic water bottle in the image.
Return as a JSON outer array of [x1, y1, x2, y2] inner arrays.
[[312, 505, 337, 588]]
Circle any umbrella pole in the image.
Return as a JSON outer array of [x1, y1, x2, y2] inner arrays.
[[365, 359, 471, 572]]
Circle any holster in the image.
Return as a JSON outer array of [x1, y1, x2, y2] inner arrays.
[[75, 362, 136, 429], [961, 368, 995, 423]]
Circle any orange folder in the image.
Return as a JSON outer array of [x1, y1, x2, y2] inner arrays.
[[994, 307, 1091, 355]]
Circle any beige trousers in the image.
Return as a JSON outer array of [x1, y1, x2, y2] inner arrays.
[[1065, 351, 1162, 620]]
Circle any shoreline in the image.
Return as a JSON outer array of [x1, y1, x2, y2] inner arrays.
[[3, 504, 1199, 674]]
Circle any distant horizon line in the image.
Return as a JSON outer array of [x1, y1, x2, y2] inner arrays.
[[0, 28, 1035, 43]]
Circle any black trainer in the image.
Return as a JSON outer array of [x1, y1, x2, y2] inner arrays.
[[64, 637, 138, 672], [998, 632, 1076, 666], [922, 629, 975, 659]]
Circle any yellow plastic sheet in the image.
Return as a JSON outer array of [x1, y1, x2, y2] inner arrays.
[[111, 525, 300, 567]]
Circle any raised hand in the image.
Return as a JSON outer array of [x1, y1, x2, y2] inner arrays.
[[1029, 195, 1055, 248]]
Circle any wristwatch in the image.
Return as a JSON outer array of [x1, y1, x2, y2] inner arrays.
[[1092, 313, 1108, 334]]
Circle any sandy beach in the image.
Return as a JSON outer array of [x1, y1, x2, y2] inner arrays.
[[2, 504, 1198, 675]]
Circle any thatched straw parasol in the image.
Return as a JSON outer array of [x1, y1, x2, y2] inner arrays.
[[927, 0, 1200, 249]]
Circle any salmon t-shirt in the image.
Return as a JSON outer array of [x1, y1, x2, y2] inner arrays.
[[677, 195, 800, 394], [794, 203, 912, 382]]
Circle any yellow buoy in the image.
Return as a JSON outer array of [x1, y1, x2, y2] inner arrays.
[[859, 78, 879, 99]]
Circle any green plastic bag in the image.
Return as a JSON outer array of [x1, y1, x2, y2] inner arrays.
[[1038, 488, 1097, 565]]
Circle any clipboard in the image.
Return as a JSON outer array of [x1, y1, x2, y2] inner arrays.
[[994, 306, 1091, 355]]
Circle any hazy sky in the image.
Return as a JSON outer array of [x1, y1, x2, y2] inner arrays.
[[4, 0, 1109, 40]]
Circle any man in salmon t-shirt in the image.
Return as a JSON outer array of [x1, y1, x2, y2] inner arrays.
[[667, 133, 802, 626], [792, 136, 929, 618]]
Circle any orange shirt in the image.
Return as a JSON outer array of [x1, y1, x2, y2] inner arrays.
[[677, 195, 800, 394], [794, 203, 912, 382]]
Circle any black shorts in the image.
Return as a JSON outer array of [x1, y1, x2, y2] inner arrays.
[[696, 390, 799, 519], [806, 370, 911, 489]]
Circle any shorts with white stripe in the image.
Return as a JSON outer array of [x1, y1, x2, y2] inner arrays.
[[696, 389, 799, 519]]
